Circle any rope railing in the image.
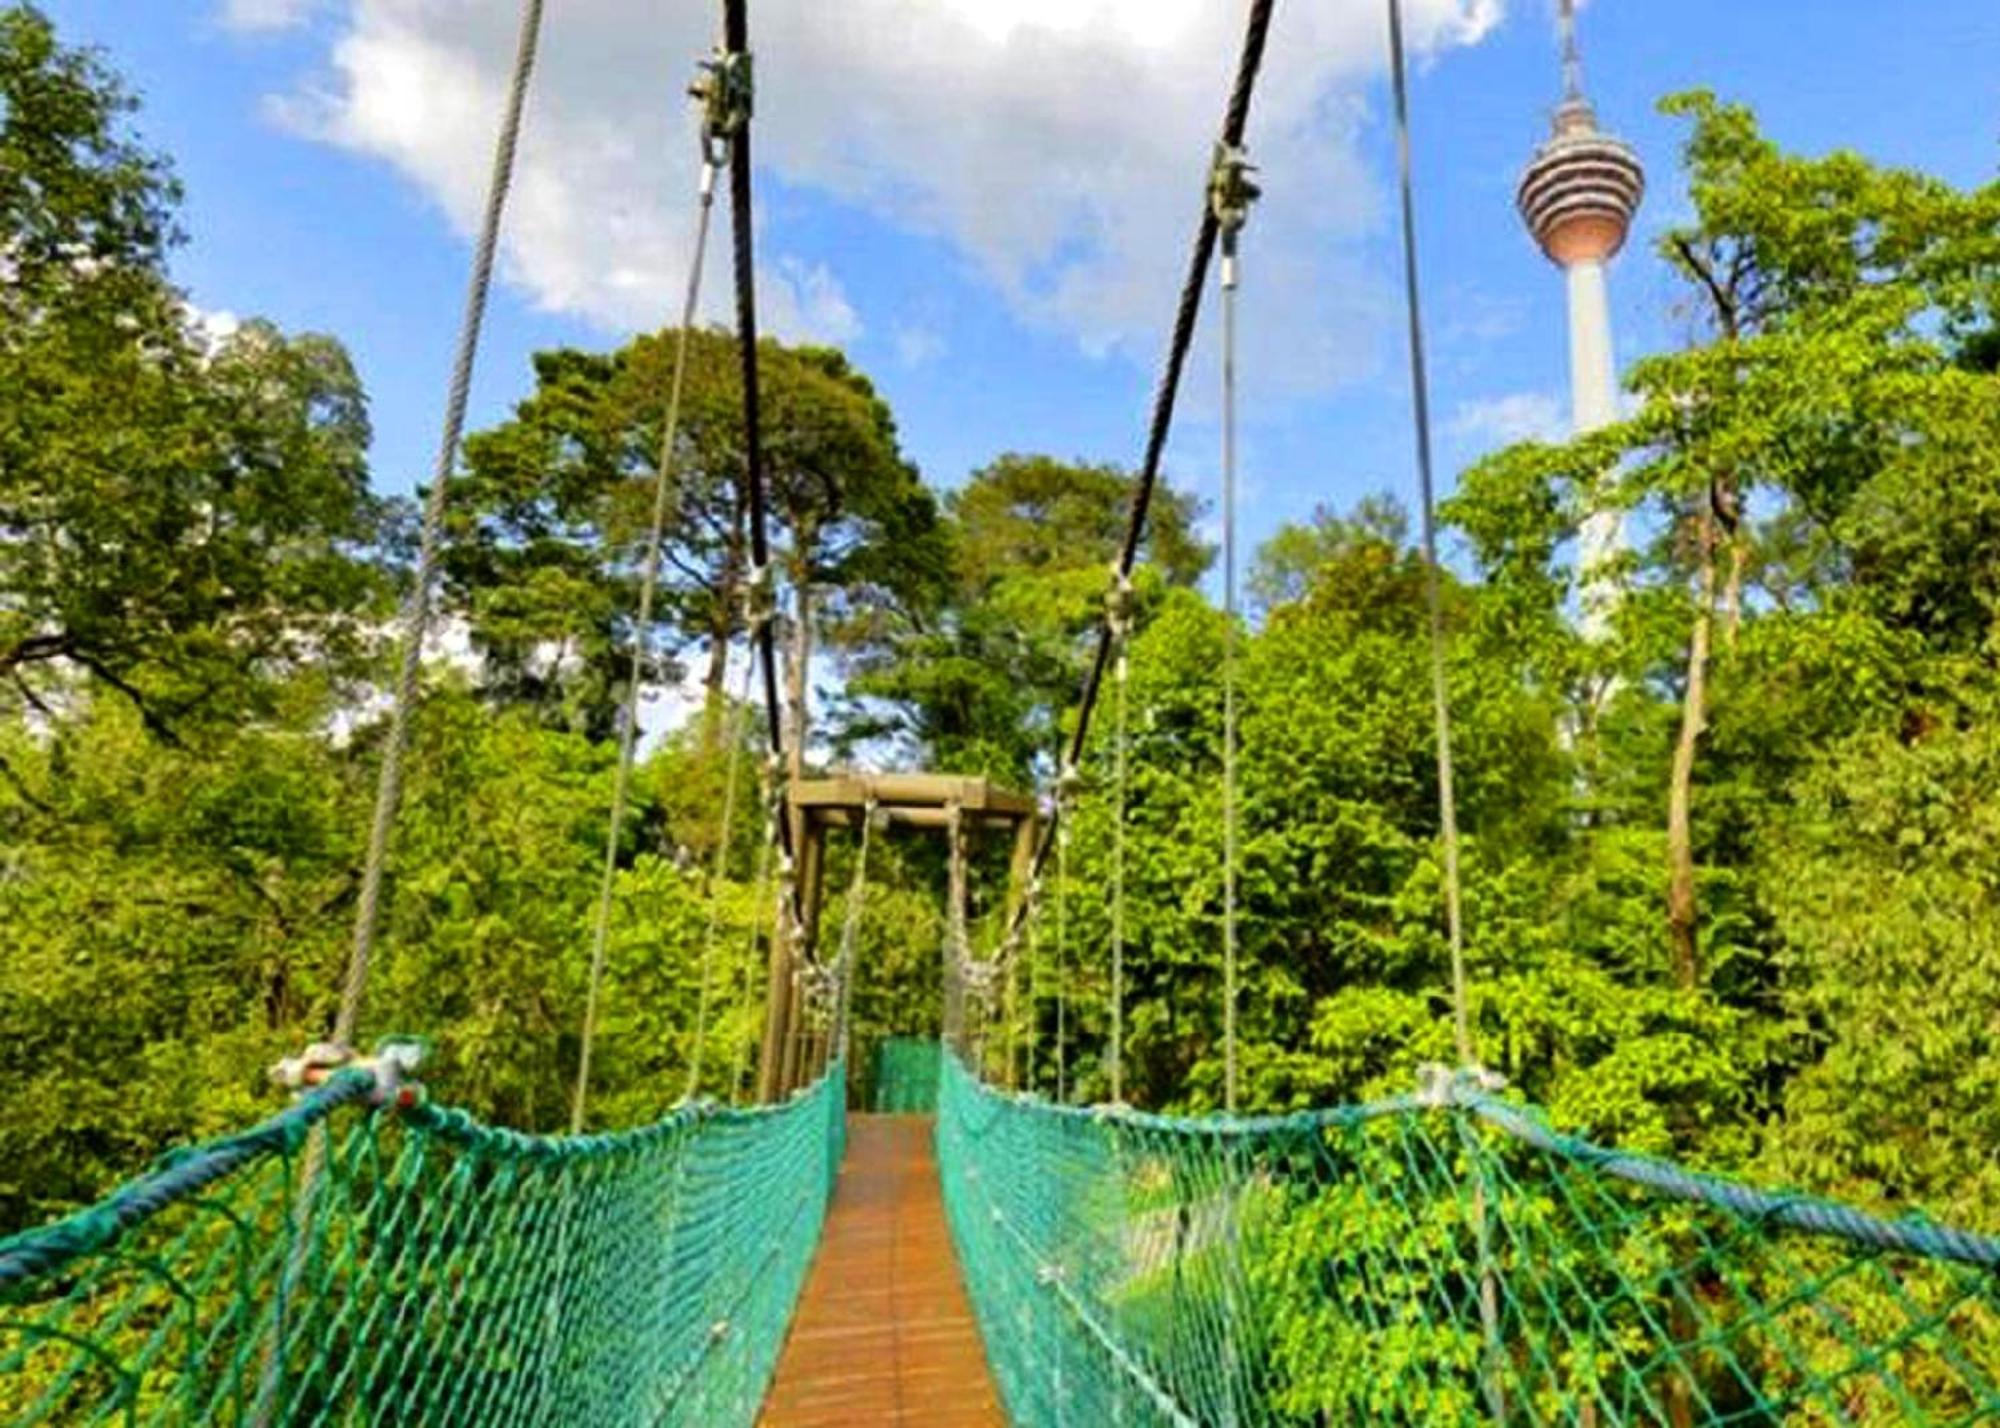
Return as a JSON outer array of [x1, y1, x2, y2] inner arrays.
[[0, 1060, 846, 1426], [935, 1052, 2000, 1427]]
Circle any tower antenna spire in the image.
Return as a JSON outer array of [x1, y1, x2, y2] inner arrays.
[[1558, 0, 1584, 102]]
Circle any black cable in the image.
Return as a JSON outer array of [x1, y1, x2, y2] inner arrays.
[[1007, 0, 1278, 942], [722, 0, 795, 877]]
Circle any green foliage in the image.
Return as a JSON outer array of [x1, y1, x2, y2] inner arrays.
[[7, 12, 2000, 1418], [450, 330, 944, 737], [0, 8, 391, 738], [845, 452, 1210, 780]]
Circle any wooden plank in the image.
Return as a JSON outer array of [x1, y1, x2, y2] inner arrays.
[[759, 1116, 1006, 1427]]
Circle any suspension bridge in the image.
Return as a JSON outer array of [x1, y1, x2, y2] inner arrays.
[[5, 0, 2000, 1424]]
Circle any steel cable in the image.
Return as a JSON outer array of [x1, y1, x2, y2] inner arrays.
[[572, 156, 722, 1133]]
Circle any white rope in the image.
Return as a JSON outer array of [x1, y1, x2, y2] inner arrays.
[[337, 0, 546, 1048], [1211, 141, 1257, 1114], [683, 653, 759, 1101], [572, 153, 723, 1133], [831, 798, 877, 1062]]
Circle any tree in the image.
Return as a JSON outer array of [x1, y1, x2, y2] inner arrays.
[[1454, 92, 2000, 991], [0, 7, 389, 740], [450, 331, 945, 754], [1248, 495, 1407, 616], [844, 453, 1211, 782]]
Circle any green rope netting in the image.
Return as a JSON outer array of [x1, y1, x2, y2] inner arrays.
[[937, 1053, 2000, 1426], [867, 1037, 941, 1113], [0, 1062, 845, 1427]]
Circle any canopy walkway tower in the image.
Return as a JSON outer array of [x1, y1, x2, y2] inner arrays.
[[762, 774, 1037, 1104]]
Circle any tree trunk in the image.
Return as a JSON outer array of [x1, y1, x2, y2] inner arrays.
[[1721, 537, 1745, 650], [1665, 507, 1715, 991], [1713, 471, 1744, 652]]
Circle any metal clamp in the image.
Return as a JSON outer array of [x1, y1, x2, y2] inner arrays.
[[741, 561, 776, 630], [1105, 569, 1136, 641], [1208, 142, 1260, 237], [691, 48, 753, 166], [271, 1037, 427, 1108]]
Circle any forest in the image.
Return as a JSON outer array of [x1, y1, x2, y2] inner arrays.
[[3, 0, 1998, 1269]]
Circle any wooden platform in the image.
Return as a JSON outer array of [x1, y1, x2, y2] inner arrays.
[[759, 1115, 1006, 1427]]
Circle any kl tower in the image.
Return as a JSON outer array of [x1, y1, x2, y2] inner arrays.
[[1516, 0, 1643, 640]]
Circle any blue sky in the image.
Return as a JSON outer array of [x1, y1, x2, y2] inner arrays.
[[40, 1, 2000, 579]]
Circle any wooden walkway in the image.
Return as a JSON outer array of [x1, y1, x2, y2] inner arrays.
[[760, 1115, 1006, 1427]]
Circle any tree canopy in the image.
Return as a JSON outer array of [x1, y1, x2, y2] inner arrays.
[[4, 6, 2000, 1301]]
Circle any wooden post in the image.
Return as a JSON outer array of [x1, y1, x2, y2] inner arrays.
[[1003, 813, 1038, 1089], [760, 775, 1038, 1099], [776, 814, 829, 1098], [756, 893, 794, 1103]]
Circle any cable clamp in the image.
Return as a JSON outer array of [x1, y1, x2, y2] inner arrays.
[[1208, 141, 1261, 238], [691, 48, 753, 165], [271, 1038, 426, 1108], [742, 562, 776, 629], [1105, 569, 1136, 640], [1414, 1062, 1506, 1109]]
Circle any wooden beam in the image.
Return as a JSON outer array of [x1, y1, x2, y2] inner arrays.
[[791, 772, 1035, 822]]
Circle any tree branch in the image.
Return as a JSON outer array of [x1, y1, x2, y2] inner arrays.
[[0, 748, 55, 819], [66, 652, 187, 748], [1671, 233, 1741, 336]]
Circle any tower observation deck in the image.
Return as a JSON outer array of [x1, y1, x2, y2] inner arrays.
[[1516, 0, 1643, 641]]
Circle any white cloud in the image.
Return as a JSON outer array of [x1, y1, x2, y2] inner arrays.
[[220, 0, 318, 33], [893, 324, 946, 368], [270, 1, 1505, 389], [766, 258, 862, 345], [1449, 390, 1566, 448]]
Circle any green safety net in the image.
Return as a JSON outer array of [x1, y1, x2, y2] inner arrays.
[[936, 1053, 2000, 1426], [867, 1037, 941, 1114], [0, 1061, 845, 1427]]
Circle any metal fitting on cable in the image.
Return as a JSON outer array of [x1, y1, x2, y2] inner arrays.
[[1104, 568, 1136, 642], [270, 1037, 427, 1108], [1414, 1061, 1507, 1109], [690, 47, 753, 168], [1056, 760, 1082, 800], [742, 562, 776, 630], [1208, 141, 1260, 289]]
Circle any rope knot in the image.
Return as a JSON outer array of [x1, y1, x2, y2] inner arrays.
[[1414, 1061, 1506, 1109]]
